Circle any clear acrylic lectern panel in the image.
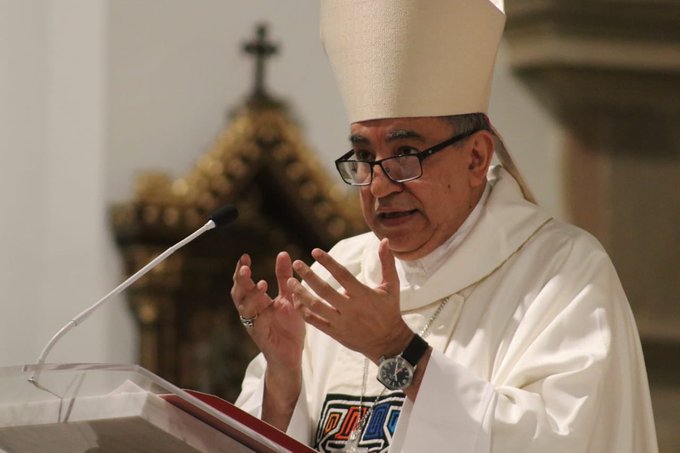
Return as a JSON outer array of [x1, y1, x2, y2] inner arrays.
[[0, 363, 312, 453]]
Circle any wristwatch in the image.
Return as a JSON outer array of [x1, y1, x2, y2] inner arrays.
[[377, 334, 429, 391]]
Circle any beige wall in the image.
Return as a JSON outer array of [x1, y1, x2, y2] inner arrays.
[[0, 0, 136, 367], [1, 0, 559, 390]]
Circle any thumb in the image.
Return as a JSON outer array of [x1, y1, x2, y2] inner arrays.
[[275, 252, 294, 298], [378, 238, 399, 295]]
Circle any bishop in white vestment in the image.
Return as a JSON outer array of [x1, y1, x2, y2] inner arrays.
[[231, 1, 658, 451]]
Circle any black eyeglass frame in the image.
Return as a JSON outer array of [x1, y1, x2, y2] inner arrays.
[[334, 128, 480, 186]]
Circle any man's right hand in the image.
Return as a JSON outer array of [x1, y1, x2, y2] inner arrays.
[[230, 252, 305, 429]]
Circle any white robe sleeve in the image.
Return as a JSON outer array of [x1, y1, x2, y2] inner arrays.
[[235, 353, 313, 445], [393, 350, 496, 453], [393, 311, 608, 453], [390, 255, 656, 453]]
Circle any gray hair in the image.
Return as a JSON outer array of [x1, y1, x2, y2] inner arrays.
[[442, 113, 491, 135], [443, 113, 501, 154]]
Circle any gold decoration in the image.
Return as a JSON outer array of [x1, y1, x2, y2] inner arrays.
[[111, 24, 367, 400]]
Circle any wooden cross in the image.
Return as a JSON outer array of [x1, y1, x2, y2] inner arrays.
[[243, 24, 278, 97]]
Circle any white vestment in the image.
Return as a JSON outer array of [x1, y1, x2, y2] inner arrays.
[[236, 166, 658, 453]]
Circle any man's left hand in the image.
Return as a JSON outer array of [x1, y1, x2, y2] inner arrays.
[[287, 238, 414, 363]]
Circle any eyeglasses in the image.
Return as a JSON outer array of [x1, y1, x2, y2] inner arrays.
[[335, 129, 479, 186]]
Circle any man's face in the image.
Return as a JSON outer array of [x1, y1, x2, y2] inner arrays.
[[349, 116, 490, 261]]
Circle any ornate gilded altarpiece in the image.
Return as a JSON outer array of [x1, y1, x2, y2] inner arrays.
[[111, 25, 366, 402]]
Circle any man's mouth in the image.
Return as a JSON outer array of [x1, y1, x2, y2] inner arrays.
[[377, 209, 418, 220]]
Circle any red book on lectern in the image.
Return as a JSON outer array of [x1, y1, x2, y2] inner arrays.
[[165, 390, 316, 453]]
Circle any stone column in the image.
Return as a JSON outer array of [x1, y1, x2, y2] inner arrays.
[[505, 2, 680, 451]]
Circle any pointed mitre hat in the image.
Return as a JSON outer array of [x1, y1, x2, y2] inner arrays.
[[320, 0, 535, 202]]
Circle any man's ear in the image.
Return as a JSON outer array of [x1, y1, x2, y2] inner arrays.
[[467, 130, 495, 188]]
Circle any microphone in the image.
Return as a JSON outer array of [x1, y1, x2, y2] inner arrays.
[[209, 203, 239, 228], [29, 204, 238, 382]]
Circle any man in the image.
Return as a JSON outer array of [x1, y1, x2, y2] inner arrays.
[[231, 1, 658, 452]]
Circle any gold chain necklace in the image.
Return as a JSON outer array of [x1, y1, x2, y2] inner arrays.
[[341, 296, 451, 453]]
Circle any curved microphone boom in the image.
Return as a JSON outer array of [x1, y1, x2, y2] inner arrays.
[[29, 204, 238, 382]]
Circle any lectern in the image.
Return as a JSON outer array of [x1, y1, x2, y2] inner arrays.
[[0, 363, 314, 453]]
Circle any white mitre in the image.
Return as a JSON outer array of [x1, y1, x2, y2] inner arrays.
[[320, 0, 536, 202]]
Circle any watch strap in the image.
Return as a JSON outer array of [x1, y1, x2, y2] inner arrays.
[[401, 334, 429, 367]]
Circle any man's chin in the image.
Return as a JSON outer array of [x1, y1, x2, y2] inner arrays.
[[383, 237, 429, 261]]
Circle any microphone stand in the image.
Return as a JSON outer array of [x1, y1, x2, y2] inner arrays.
[[28, 204, 238, 385]]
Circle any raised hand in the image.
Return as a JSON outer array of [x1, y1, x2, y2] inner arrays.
[[230, 252, 305, 376], [287, 238, 413, 364], [230, 252, 307, 429]]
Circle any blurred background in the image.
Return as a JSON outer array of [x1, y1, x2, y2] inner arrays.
[[0, 1, 677, 451]]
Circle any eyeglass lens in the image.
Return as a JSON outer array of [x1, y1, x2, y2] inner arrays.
[[338, 155, 422, 185]]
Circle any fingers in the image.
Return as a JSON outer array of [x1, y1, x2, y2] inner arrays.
[[378, 238, 399, 295], [292, 259, 346, 307], [233, 253, 251, 281], [275, 252, 293, 297], [231, 254, 254, 302], [309, 248, 365, 295], [286, 277, 334, 328], [231, 254, 271, 318]]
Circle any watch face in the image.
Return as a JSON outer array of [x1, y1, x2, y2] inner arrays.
[[377, 356, 414, 390]]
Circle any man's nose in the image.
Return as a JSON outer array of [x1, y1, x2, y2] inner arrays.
[[369, 164, 402, 198]]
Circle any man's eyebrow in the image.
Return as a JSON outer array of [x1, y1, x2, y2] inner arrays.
[[349, 134, 369, 145], [349, 129, 426, 145], [386, 129, 426, 142]]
